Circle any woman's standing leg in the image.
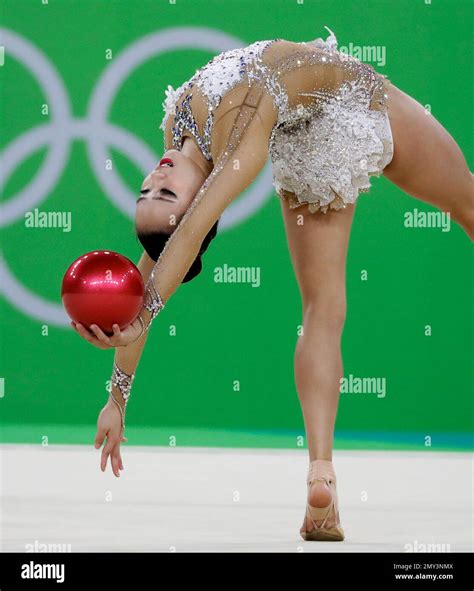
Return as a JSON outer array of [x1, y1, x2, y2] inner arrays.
[[280, 194, 356, 533]]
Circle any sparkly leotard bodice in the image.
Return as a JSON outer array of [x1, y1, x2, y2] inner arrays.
[[149, 27, 394, 306], [160, 27, 393, 213], [160, 38, 282, 160]]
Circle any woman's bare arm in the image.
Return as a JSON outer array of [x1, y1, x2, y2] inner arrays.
[[75, 84, 275, 349], [112, 250, 156, 372], [73, 84, 274, 477], [81, 250, 155, 477], [141, 84, 273, 319]]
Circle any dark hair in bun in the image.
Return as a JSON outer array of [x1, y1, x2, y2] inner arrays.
[[136, 217, 220, 283]]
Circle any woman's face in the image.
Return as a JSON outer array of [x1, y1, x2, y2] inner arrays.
[[135, 148, 206, 234]]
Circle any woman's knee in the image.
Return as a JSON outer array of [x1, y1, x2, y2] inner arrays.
[[302, 294, 347, 333]]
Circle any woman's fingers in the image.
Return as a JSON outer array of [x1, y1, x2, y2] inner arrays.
[[100, 438, 115, 472], [74, 323, 111, 349], [75, 322, 96, 342], [100, 434, 123, 476], [90, 323, 123, 347], [111, 447, 121, 478], [94, 425, 107, 449], [74, 320, 140, 348], [89, 324, 113, 345]]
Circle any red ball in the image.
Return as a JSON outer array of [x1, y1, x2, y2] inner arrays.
[[61, 250, 145, 334]]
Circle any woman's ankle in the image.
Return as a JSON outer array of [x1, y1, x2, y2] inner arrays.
[[309, 458, 333, 467], [309, 451, 333, 462], [308, 459, 337, 482]]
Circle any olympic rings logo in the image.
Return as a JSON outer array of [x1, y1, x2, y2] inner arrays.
[[0, 27, 274, 326]]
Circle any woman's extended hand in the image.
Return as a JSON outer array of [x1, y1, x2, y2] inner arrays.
[[94, 399, 127, 477], [71, 317, 143, 349]]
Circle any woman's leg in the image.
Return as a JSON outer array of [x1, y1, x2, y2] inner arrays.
[[383, 83, 474, 239], [280, 194, 356, 532]]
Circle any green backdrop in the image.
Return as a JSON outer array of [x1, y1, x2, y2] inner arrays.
[[1, 0, 472, 450]]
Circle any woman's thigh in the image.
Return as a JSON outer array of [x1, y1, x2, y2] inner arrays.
[[279, 194, 356, 311], [383, 83, 473, 221]]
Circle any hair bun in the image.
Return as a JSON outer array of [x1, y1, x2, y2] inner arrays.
[[137, 218, 219, 285]]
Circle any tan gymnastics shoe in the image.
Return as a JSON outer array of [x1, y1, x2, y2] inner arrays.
[[300, 459, 345, 542]]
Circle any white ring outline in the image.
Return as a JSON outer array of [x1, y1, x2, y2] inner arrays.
[[0, 27, 274, 325]]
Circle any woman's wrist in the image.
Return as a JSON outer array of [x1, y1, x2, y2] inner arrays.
[[108, 386, 126, 408], [109, 362, 135, 432], [108, 387, 127, 433], [111, 362, 134, 402]]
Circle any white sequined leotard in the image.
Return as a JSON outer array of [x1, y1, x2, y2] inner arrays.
[[160, 26, 394, 214], [149, 27, 394, 306]]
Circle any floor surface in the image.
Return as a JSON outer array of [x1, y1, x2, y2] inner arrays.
[[1, 445, 472, 552]]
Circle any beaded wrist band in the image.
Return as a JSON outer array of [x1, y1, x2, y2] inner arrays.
[[141, 268, 165, 332], [130, 270, 165, 343], [110, 362, 135, 432]]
